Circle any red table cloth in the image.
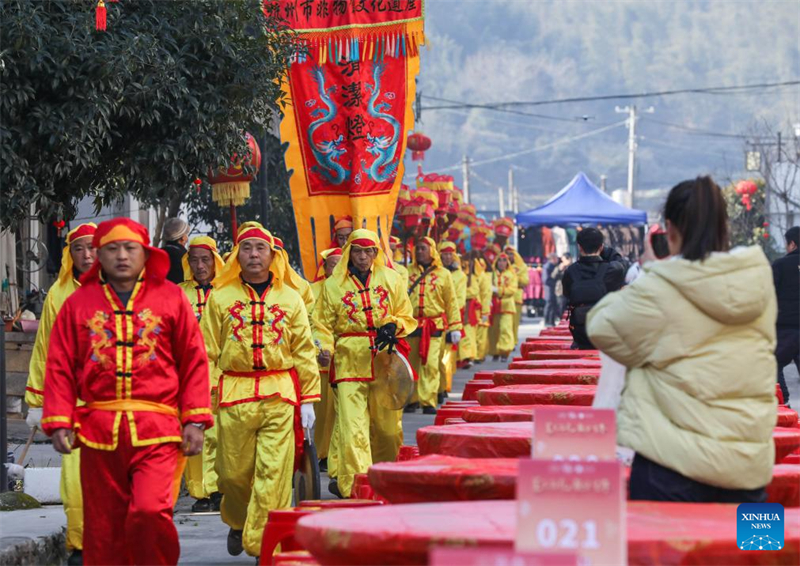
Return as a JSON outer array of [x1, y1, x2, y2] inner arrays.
[[462, 404, 557, 423], [462, 379, 496, 401], [775, 428, 800, 463], [778, 406, 799, 428], [296, 500, 800, 565], [478, 384, 597, 406], [492, 368, 599, 386], [525, 350, 599, 361], [417, 422, 533, 458], [525, 335, 572, 342], [369, 455, 800, 508], [369, 455, 518, 503], [540, 328, 572, 337], [434, 403, 478, 426], [508, 359, 601, 370], [520, 341, 573, 357]]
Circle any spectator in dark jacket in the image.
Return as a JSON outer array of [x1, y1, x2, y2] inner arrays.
[[542, 253, 560, 326], [773, 226, 799, 406], [161, 217, 190, 284], [563, 228, 626, 349]]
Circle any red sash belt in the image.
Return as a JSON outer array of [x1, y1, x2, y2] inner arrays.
[[416, 314, 444, 365], [466, 299, 482, 326]]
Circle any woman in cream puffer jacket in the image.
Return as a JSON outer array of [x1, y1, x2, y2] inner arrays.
[[587, 177, 777, 503]]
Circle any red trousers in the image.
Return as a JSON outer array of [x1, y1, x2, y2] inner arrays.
[[80, 419, 182, 565]]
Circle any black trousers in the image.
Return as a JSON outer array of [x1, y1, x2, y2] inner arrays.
[[775, 326, 800, 405], [629, 453, 766, 504]]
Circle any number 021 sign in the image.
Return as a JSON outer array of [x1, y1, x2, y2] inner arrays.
[[516, 459, 626, 565]]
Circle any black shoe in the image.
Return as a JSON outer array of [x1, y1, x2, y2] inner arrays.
[[328, 479, 344, 499], [67, 550, 83, 566], [209, 492, 222, 512], [474, 358, 484, 365], [463, 361, 473, 369], [443, 391, 449, 398], [500, 357, 508, 363], [319, 458, 328, 473], [437, 392, 444, 405], [422, 406, 437, 415], [191, 498, 212, 512], [492, 356, 499, 362], [227, 529, 244, 556], [404, 402, 420, 413]]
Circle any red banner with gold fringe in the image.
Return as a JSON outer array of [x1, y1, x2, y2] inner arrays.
[[274, 0, 425, 277]]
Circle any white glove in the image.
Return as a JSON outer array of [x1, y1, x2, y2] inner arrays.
[[301, 403, 316, 431], [26, 407, 42, 430], [492, 286, 499, 294], [450, 331, 462, 345]]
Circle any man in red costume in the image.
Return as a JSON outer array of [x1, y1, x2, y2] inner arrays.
[[331, 215, 354, 248], [42, 218, 213, 566]]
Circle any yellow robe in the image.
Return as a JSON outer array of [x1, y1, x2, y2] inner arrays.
[[461, 264, 481, 362], [512, 260, 530, 344], [477, 270, 493, 361], [493, 269, 519, 356], [310, 279, 335, 461], [26, 276, 83, 551], [407, 264, 463, 408], [440, 266, 467, 393], [313, 265, 416, 496], [178, 280, 219, 501], [200, 279, 320, 557]]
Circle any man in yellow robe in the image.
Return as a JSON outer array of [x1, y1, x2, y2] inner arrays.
[[493, 253, 519, 361], [178, 236, 225, 513], [437, 241, 466, 399], [389, 235, 409, 285], [313, 230, 416, 498], [506, 246, 530, 346], [25, 222, 96, 566], [405, 237, 462, 415], [309, 247, 342, 471], [460, 252, 482, 368], [200, 222, 320, 558], [476, 257, 493, 363]]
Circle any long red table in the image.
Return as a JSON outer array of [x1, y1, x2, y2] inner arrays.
[[477, 384, 597, 406], [524, 335, 572, 342], [508, 359, 601, 370], [462, 380, 496, 401], [418, 421, 798, 462], [520, 341, 573, 357], [417, 422, 532, 458], [525, 350, 599, 361], [296, 500, 800, 565], [369, 455, 800, 508], [492, 368, 599, 386], [462, 403, 800, 428]]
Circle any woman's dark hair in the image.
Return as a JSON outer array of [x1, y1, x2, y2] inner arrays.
[[664, 176, 730, 261]]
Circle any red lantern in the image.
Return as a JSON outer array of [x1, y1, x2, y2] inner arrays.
[[735, 180, 758, 211], [407, 132, 432, 161], [206, 133, 261, 237]]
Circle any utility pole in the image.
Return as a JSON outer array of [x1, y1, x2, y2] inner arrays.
[[507, 168, 514, 213], [462, 155, 471, 204], [600, 175, 607, 193], [499, 187, 505, 218], [615, 105, 653, 207]]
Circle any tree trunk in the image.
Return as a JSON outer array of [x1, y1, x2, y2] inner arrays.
[[152, 203, 168, 248]]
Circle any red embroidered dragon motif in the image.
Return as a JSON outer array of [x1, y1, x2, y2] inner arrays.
[[136, 308, 163, 366], [374, 285, 390, 319], [229, 300, 246, 341], [86, 311, 112, 368], [429, 273, 438, 291], [342, 291, 359, 324], [268, 304, 286, 345]]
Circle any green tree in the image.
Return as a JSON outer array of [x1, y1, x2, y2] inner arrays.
[[1, 0, 296, 236]]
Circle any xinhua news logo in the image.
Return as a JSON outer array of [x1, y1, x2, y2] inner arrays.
[[737, 503, 784, 551]]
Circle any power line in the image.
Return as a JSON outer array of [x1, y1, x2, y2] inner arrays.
[[421, 80, 800, 112], [641, 117, 748, 139], [437, 120, 628, 172], [424, 94, 588, 123]]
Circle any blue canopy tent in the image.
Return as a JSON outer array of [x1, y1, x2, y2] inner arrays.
[[516, 172, 647, 226]]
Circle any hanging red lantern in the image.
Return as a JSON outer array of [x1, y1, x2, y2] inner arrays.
[[407, 132, 432, 161], [735, 180, 758, 211], [206, 133, 262, 237], [53, 219, 66, 237]]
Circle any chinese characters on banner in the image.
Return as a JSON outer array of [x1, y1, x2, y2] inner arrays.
[[516, 460, 626, 565], [274, 0, 425, 277]]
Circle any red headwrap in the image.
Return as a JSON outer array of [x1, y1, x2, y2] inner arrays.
[[83, 218, 171, 282]]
